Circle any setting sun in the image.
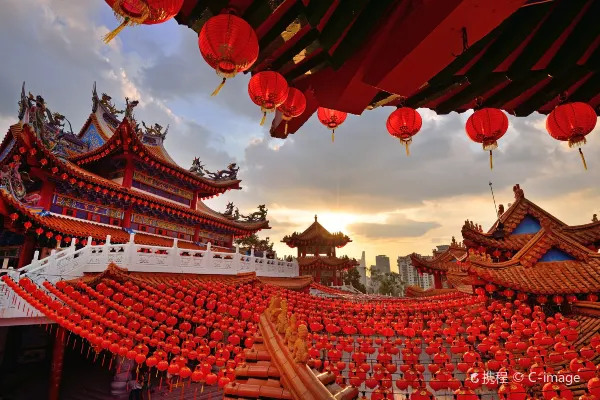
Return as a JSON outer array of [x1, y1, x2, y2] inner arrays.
[[310, 212, 359, 234]]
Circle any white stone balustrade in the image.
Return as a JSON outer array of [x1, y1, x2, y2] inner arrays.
[[0, 234, 298, 323]]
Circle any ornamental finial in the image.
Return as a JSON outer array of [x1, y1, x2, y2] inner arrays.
[[314, 214, 318, 222]]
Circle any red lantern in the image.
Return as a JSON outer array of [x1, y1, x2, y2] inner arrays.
[[317, 107, 348, 143], [199, 14, 259, 96], [9, 213, 18, 223], [248, 71, 288, 125], [546, 102, 597, 170], [465, 108, 509, 169], [386, 107, 422, 156], [103, 0, 185, 43], [277, 88, 307, 135]]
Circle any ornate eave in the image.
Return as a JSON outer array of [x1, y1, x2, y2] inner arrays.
[[2, 122, 269, 234]]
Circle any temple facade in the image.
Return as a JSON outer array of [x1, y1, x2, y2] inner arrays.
[[0, 83, 272, 271], [281, 215, 358, 286]]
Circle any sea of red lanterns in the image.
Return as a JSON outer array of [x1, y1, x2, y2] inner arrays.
[[3, 271, 600, 399]]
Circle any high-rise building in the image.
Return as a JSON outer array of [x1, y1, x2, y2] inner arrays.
[[375, 255, 391, 274], [397, 255, 434, 294]]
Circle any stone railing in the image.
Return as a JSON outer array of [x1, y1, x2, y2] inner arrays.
[[0, 234, 298, 321]]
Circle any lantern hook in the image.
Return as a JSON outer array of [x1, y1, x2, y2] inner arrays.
[[451, 27, 469, 58]]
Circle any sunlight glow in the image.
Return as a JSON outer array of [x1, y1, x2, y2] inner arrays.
[[313, 212, 360, 234]]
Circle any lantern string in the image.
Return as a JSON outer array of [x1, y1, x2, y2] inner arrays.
[[579, 148, 588, 170], [211, 78, 227, 97], [489, 150, 493, 170]]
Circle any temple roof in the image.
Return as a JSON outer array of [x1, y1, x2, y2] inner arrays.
[[410, 241, 467, 273], [69, 86, 241, 195], [175, 0, 599, 138], [2, 123, 269, 233], [0, 188, 227, 250], [463, 184, 600, 249], [467, 227, 600, 294], [281, 215, 351, 248]]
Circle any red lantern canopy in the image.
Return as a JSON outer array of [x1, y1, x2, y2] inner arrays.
[[386, 107, 422, 155], [546, 102, 597, 170], [248, 71, 289, 126], [317, 107, 348, 143], [465, 108, 509, 170], [103, 0, 185, 43], [199, 14, 259, 96], [277, 88, 307, 135]]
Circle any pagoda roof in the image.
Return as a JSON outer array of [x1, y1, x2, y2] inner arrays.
[[281, 215, 351, 248], [296, 255, 359, 270], [3, 123, 269, 234], [463, 184, 600, 249], [175, 0, 599, 138], [410, 242, 467, 273], [467, 227, 600, 294], [69, 87, 241, 195]]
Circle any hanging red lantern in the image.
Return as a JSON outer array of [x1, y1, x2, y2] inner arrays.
[[9, 213, 18, 223], [248, 71, 289, 125], [103, 0, 185, 43], [465, 108, 509, 170], [386, 107, 422, 156], [199, 14, 259, 96], [317, 107, 348, 143], [277, 88, 307, 135], [546, 102, 597, 170]]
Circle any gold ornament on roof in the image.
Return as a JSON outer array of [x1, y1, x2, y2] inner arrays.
[[285, 314, 298, 351], [277, 299, 288, 335], [100, 93, 124, 115]]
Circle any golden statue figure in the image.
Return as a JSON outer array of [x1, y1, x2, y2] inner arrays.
[[293, 324, 309, 363], [285, 314, 298, 351], [277, 299, 288, 335], [268, 296, 282, 323]]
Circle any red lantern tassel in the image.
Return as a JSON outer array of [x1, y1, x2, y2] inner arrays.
[[284, 121, 289, 136], [331, 129, 335, 143], [211, 78, 226, 97], [489, 150, 493, 170], [579, 148, 588, 170], [194, 387, 197, 400], [260, 111, 267, 126]]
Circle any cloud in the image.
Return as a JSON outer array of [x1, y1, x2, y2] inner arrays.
[[348, 213, 441, 239]]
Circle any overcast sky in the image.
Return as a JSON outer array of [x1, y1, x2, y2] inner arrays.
[[1, 0, 599, 270]]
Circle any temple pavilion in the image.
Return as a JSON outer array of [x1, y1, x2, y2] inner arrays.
[[281, 215, 358, 286], [0, 83, 271, 270]]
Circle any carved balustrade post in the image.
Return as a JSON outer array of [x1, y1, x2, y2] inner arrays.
[[233, 244, 241, 272], [203, 242, 212, 270]]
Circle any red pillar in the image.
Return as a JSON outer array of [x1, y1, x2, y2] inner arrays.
[[17, 235, 36, 269], [193, 226, 200, 243], [434, 274, 443, 289], [39, 180, 56, 210], [122, 156, 134, 188], [316, 269, 321, 284], [122, 207, 132, 229], [191, 191, 199, 210], [49, 326, 66, 400]]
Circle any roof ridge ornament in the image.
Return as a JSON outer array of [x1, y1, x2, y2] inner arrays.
[[513, 184, 524, 199]]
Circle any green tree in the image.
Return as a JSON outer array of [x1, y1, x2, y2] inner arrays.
[[343, 267, 366, 293], [234, 234, 274, 253], [370, 269, 405, 297]]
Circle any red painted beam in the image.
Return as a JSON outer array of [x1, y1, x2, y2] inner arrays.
[[362, 0, 527, 96]]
